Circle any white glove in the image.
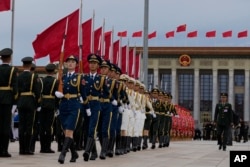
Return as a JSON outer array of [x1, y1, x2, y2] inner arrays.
[[86, 108, 91, 116], [149, 111, 154, 115], [170, 113, 173, 116], [11, 105, 17, 114], [37, 107, 41, 112], [79, 96, 83, 103], [112, 99, 118, 106], [127, 104, 131, 110], [141, 109, 145, 113], [118, 106, 124, 113], [55, 91, 64, 98], [55, 109, 60, 116], [152, 113, 156, 118], [175, 115, 180, 118]]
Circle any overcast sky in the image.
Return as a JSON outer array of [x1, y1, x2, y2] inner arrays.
[[0, 0, 250, 65]]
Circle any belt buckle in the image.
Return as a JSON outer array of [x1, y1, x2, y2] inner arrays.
[[65, 94, 70, 99]]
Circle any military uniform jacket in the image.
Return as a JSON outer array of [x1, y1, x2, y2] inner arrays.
[[214, 103, 233, 126], [100, 76, 113, 101], [17, 71, 41, 109], [41, 76, 59, 110], [0, 64, 18, 104], [152, 98, 161, 113]]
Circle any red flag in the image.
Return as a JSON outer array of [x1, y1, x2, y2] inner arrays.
[[117, 31, 127, 37], [112, 40, 120, 64], [33, 9, 79, 62], [132, 31, 142, 37], [206, 30, 216, 38], [134, 53, 140, 79], [128, 48, 134, 76], [63, 10, 79, 59], [81, 18, 92, 73], [148, 31, 156, 39], [187, 31, 197, 38], [94, 27, 102, 54], [166, 31, 175, 38], [222, 30, 232, 38], [0, 0, 11, 12], [238, 30, 248, 38], [121, 46, 127, 73], [104, 31, 112, 60], [176, 24, 186, 32]]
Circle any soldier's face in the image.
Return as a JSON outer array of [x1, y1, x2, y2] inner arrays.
[[66, 59, 77, 71], [100, 66, 109, 75], [89, 61, 99, 71]]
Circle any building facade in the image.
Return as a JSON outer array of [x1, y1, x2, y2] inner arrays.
[[136, 47, 250, 125]]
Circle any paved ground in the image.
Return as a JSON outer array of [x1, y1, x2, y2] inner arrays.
[[1, 139, 250, 167]]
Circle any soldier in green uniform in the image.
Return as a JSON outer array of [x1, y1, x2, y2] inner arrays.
[[17, 57, 41, 155], [0, 48, 18, 157], [39, 63, 58, 153], [214, 93, 233, 151]]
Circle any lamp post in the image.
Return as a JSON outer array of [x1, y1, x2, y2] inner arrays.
[[143, 0, 149, 88]]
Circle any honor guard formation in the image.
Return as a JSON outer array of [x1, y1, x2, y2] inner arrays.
[[0, 48, 198, 164]]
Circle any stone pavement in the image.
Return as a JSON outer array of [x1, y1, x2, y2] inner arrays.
[[1, 140, 250, 167]]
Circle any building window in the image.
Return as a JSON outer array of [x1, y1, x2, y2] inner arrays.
[[148, 69, 154, 91], [234, 70, 244, 86], [218, 70, 229, 94], [235, 93, 244, 119], [200, 71, 213, 112], [178, 70, 194, 111], [159, 69, 171, 93]]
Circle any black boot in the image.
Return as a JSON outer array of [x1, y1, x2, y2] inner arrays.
[[115, 135, 121, 155], [90, 142, 98, 160], [151, 135, 156, 149], [83, 137, 95, 161], [126, 136, 131, 153], [158, 136, 164, 148], [69, 140, 79, 162], [107, 136, 115, 157], [39, 134, 46, 153], [137, 136, 142, 151], [99, 138, 109, 160], [58, 137, 73, 164], [19, 135, 25, 155], [0, 136, 11, 157], [132, 137, 138, 152], [25, 135, 34, 155], [45, 134, 55, 153], [142, 136, 148, 150]]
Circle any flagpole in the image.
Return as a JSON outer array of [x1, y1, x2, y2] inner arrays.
[[143, 0, 149, 87], [90, 10, 95, 53], [78, 0, 83, 73], [101, 18, 105, 58], [10, 0, 15, 65], [125, 39, 129, 74]]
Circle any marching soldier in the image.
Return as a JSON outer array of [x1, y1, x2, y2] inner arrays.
[[0, 48, 18, 157], [56, 55, 90, 164], [157, 91, 166, 148], [214, 93, 233, 151], [97, 59, 117, 160], [39, 63, 58, 153], [82, 54, 109, 162], [17, 57, 41, 155], [163, 93, 178, 147]]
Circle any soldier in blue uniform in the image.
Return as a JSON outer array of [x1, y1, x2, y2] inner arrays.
[[214, 93, 233, 151], [0, 48, 18, 157], [97, 59, 117, 160], [82, 54, 109, 162], [17, 57, 41, 155], [56, 55, 89, 164]]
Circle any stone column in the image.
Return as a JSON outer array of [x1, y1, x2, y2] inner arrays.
[[244, 69, 250, 122], [194, 69, 200, 124], [171, 69, 177, 104], [212, 69, 218, 120], [228, 69, 234, 109]]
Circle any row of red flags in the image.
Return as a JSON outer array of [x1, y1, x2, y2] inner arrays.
[[32, 9, 140, 78]]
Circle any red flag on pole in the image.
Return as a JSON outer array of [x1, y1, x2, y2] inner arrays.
[[104, 31, 112, 60], [117, 31, 127, 37], [93, 27, 102, 54], [112, 40, 120, 65], [176, 24, 186, 32], [121, 46, 127, 73], [33, 9, 79, 62], [187, 31, 197, 38], [237, 30, 248, 38], [81, 18, 92, 73], [0, 0, 11, 12], [135, 53, 140, 79], [132, 31, 142, 37], [166, 31, 175, 38], [206, 30, 216, 38], [222, 30, 232, 38], [148, 31, 156, 39], [128, 48, 134, 76]]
